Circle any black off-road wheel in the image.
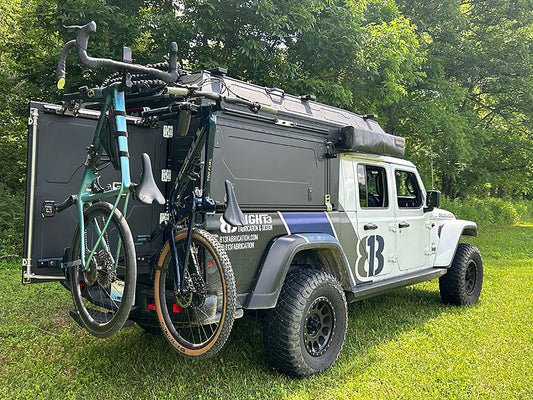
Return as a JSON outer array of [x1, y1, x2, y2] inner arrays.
[[439, 243, 483, 305], [263, 269, 348, 377]]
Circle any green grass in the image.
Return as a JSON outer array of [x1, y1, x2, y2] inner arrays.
[[1, 222, 532, 399]]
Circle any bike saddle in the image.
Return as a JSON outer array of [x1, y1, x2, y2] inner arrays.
[[223, 180, 246, 226], [135, 153, 165, 205]]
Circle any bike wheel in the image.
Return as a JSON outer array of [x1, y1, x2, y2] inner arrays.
[[154, 228, 236, 358], [70, 202, 136, 338]]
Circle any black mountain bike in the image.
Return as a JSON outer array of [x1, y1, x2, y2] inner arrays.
[[148, 84, 277, 358], [56, 21, 278, 356], [55, 22, 255, 356]]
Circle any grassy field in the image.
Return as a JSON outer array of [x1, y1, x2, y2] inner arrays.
[[1, 221, 532, 399]]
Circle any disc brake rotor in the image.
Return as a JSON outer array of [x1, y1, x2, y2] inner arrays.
[[191, 273, 207, 307], [96, 249, 116, 289], [83, 251, 98, 286], [174, 273, 207, 308]]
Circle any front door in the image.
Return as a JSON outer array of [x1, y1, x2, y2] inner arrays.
[[393, 168, 430, 270]]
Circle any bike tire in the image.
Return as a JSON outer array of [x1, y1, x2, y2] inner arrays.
[[69, 202, 136, 338], [154, 228, 236, 358]]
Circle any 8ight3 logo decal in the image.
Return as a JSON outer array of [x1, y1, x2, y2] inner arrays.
[[357, 235, 385, 278]]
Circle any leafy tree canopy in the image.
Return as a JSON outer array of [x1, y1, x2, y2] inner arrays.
[[0, 0, 531, 199]]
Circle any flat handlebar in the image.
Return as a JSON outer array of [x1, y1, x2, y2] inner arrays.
[[56, 21, 180, 89]]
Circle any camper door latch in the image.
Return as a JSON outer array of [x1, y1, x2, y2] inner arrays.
[[163, 125, 174, 138], [161, 169, 172, 182], [41, 195, 78, 217], [41, 201, 56, 217]]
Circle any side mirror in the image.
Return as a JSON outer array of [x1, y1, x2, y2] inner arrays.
[[425, 190, 441, 211]]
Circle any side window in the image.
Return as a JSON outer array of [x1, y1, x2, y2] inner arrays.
[[395, 170, 422, 208], [357, 164, 389, 208]]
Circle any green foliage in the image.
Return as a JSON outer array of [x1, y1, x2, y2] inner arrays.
[[0, 0, 28, 194], [441, 196, 531, 227], [0, 183, 25, 255], [0, 0, 531, 203], [391, 0, 533, 198]]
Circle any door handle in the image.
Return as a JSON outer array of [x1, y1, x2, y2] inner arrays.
[[364, 223, 378, 231], [398, 222, 410, 229]]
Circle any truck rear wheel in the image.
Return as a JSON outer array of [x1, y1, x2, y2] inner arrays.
[[263, 269, 347, 377], [439, 243, 483, 305]]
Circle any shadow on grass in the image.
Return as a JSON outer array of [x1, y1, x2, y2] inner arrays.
[[65, 283, 452, 389], [346, 285, 446, 346]]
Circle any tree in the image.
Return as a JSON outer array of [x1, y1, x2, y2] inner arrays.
[[1, 0, 530, 199], [392, 0, 533, 198]]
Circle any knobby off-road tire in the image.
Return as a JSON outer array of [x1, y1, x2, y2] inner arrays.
[[154, 228, 236, 359], [439, 243, 483, 305], [263, 269, 348, 377], [70, 202, 137, 338]]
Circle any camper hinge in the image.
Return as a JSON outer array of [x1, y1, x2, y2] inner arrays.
[[324, 141, 337, 159], [325, 194, 333, 212], [22, 258, 32, 284], [274, 118, 296, 127], [28, 108, 39, 126]]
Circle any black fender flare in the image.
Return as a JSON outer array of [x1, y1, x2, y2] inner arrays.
[[243, 233, 353, 309]]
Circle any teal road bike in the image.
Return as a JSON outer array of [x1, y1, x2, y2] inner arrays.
[[55, 21, 178, 338]]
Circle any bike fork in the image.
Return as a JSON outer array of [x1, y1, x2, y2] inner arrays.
[[167, 196, 200, 295], [166, 223, 182, 296]]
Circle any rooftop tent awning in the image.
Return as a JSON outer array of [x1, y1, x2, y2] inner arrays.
[[334, 125, 405, 158]]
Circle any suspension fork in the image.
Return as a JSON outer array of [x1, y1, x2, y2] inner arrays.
[[167, 195, 200, 295], [165, 109, 217, 294]]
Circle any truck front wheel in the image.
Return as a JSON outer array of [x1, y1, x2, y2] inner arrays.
[[439, 243, 483, 305], [263, 269, 347, 377]]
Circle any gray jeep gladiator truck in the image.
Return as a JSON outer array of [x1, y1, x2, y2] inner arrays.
[[23, 63, 482, 377]]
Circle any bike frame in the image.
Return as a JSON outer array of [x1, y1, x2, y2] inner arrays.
[[74, 84, 132, 270], [166, 108, 218, 294]]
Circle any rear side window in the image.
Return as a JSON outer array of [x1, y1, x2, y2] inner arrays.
[[395, 170, 422, 208], [357, 164, 389, 208]]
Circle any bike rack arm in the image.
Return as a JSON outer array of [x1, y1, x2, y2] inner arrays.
[[165, 86, 279, 115]]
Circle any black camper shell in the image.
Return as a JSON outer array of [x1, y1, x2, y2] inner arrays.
[[23, 69, 405, 325]]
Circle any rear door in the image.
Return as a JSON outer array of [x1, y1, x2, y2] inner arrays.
[[354, 161, 398, 283], [23, 102, 166, 284]]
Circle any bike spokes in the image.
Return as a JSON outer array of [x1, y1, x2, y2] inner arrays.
[[70, 202, 136, 338]]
